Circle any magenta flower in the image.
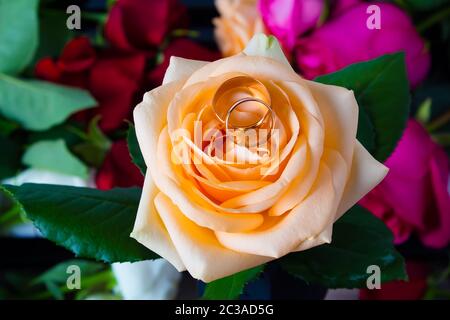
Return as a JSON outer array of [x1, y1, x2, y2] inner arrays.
[[360, 120, 450, 248], [295, 3, 430, 87], [259, 0, 324, 50]]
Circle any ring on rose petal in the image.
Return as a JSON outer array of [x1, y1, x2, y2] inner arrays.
[[211, 75, 271, 126], [224, 97, 274, 132]]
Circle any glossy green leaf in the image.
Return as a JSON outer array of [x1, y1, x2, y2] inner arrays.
[[279, 205, 407, 288], [0, 0, 39, 74], [203, 265, 265, 300], [0, 74, 97, 131], [22, 140, 89, 179], [127, 124, 146, 175], [356, 107, 376, 154], [2, 184, 159, 263], [315, 53, 410, 162]]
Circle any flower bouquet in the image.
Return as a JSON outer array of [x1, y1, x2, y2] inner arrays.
[[0, 0, 449, 301]]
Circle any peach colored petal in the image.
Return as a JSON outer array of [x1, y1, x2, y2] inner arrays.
[[214, 0, 265, 57], [135, 83, 264, 231], [130, 174, 185, 271], [220, 141, 307, 209], [305, 81, 359, 165], [157, 127, 266, 226], [216, 148, 348, 257], [163, 57, 209, 85], [216, 161, 337, 258], [336, 141, 389, 219], [154, 192, 271, 282], [267, 82, 325, 215], [294, 226, 333, 252], [209, 56, 299, 83], [134, 80, 185, 167]]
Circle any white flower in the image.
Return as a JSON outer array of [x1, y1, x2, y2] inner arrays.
[[112, 259, 181, 300]]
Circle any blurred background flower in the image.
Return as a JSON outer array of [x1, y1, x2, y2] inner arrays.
[[259, 0, 323, 50], [35, 37, 146, 132], [213, 0, 266, 56], [295, 2, 430, 87], [360, 119, 450, 249], [105, 0, 188, 53]]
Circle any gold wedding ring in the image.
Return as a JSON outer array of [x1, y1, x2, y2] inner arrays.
[[212, 75, 274, 133], [225, 97, 274, 132]]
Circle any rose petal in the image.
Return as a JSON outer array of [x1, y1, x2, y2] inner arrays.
[[337, 141, 389, 218], [216, 159, 337, 258], [154, 192, 270, 282], [135, 83, 265, 231], [163, 57, 210, 85], [131, 174, 185, 271]]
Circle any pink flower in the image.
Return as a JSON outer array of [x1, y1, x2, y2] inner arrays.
[[360, 120, 450, 248], [295, 3, 430, 87], [259, 0, 324, 50], [331, 0, 361, 17]]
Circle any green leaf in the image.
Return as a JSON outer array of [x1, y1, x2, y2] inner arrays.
[[72, 116, 112, 167], [315, 53, 410, 162], [22, 139, 89, 179], [203, 265, 265, 300], [127, 124, 146, 175], [2, 184, 159, 263], [0, 135, 21, 180], [356, 107, 376, 154], [0, 0, 39, 75], [0, 74, 97, 131], [279, 205, 407, 288]]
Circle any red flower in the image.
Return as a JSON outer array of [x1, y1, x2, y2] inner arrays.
[[105, 0, 188, 52], [96, 140, 144, 190], [35, 37, 145, 132], [360, 261, 430, 300], [147, 38, 221, 87]]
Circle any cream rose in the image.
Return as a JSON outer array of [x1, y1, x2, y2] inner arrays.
[[213, 0, 266, 57], [131, 34, 388, 282]]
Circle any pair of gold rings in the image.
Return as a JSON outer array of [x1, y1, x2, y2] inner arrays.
[[211, 75, 275, 134]]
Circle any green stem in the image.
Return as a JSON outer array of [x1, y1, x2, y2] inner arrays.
[[426, 110, 450, 132], [0, 205, 23, 228], [417, 6, 450, 33]]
